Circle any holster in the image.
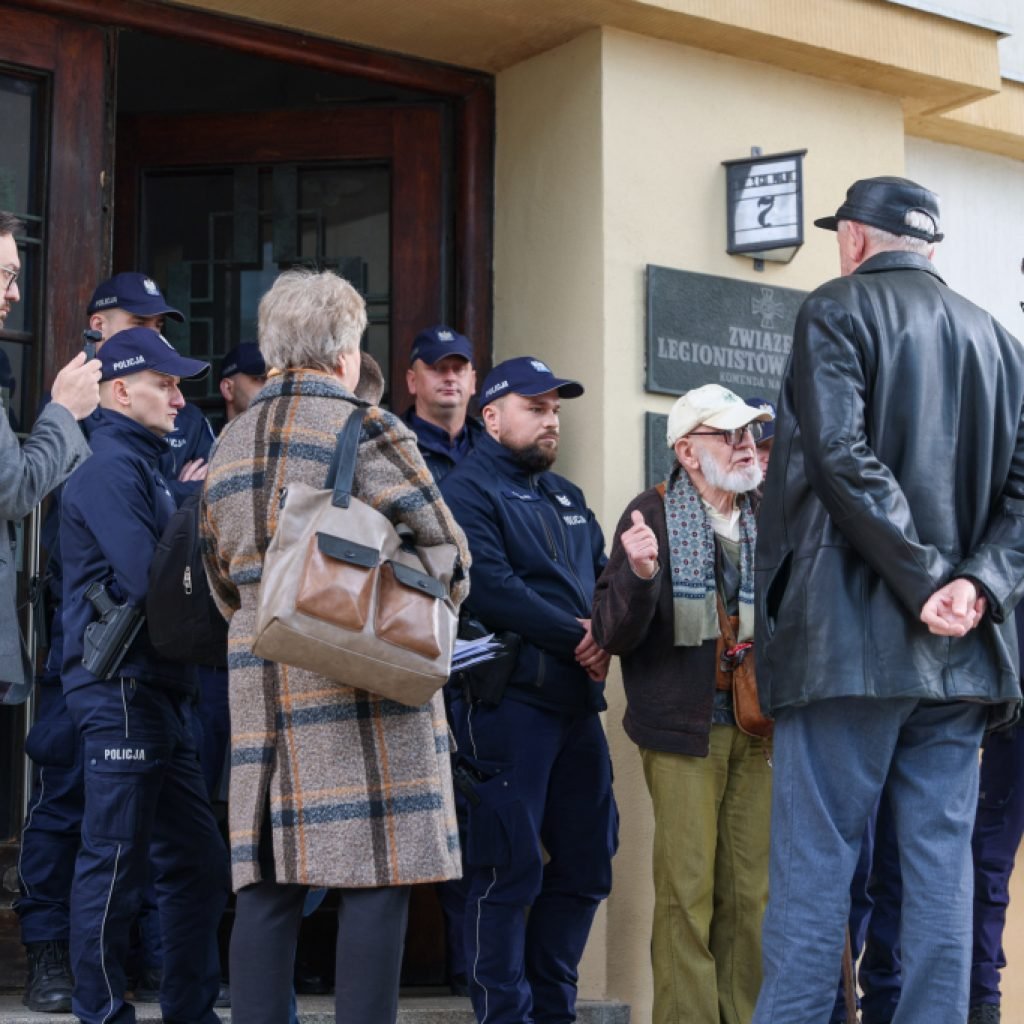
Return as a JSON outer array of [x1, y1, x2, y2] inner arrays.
[[451, 614, 522, 706]]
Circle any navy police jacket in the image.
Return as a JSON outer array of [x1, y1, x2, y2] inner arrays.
[[403, 408, 486, 485], [40, 401, 213, 681], [440, 432, 608, 715], [60, 409, 197, 696], [162, 402, 215, 504]]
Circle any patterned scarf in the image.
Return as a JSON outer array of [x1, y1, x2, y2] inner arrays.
[[664, 466, 757, 647]]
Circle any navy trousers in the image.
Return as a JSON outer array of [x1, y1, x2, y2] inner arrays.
[[16, 681, 83, 943], [450, 695, 618, 1024], [970, 727, 1024, 1008], [65, 679, 229, 1024]]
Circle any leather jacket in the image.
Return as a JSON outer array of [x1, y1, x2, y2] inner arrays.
[[756, 251, 1024, 722]]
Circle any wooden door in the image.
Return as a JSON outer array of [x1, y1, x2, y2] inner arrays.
[[115, 106, 448, 416]]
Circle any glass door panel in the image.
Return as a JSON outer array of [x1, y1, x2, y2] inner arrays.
[[141, 163, 391, 426]]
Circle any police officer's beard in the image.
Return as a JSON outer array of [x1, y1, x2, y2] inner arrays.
[[508, 441, 557, 472], [696, 447, 762, 493]]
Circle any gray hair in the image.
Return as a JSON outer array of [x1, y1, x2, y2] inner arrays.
[[258, 268, 367, 372], [0, 211, 24, 238], [859, 209, 938, 255]]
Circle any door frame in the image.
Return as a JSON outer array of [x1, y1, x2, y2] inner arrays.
[[115, 106, 448, 412], [0, 6, 110, 369], [9, 0, 494, 371]]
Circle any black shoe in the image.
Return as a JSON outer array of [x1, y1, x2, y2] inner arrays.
[[294, 962, 331, 995], [23, 940, 74, 1013], [968, 1006, 1001, 1024], [133, 965, 162, 1003]]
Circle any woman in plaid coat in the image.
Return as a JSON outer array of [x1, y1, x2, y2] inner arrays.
[[201, 268, 470, 1024]]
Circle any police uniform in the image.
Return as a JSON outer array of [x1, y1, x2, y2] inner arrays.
[[403, 408, 485, 484], [17, 278, 215, 1009], [403, 325, 484, 485], [440, 357, 618, 1024], [59, 328, 228, 1024]]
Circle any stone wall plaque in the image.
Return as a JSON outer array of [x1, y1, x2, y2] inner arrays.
[[644, 412, 671, 490], [645, 265, 805, 400]]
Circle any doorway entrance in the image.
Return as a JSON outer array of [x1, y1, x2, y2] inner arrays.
[[0, 1, 492, 990], [116, 101, 444, 421]]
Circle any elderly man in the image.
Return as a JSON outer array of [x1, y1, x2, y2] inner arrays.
[[753, 176, 1024, 1024], [0, 211, 100, 703], [592, 383, 773, 1024], [440, 356, 617, 1024]]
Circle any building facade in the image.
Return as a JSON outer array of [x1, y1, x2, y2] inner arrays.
[[1, 0, 1022, 1015]]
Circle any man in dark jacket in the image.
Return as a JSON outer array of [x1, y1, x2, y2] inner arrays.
[[753, 176, 1024, 1024], [60, 327, 229, 1024], [592, 384, 773, 1024], [403, 324, 485, 483], [440, 356, 617, 1024], [17, 272, 216, 1011]]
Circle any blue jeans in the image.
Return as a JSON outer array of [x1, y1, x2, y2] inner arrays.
[[832, 790, 902, 1024], [753, 698, 987, 1024]]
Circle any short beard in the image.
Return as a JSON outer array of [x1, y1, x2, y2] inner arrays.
[[696, 445, 762, 494], [507, 441, 557, 472]]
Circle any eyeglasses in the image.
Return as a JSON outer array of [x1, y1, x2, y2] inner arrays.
[[689, 423, 764, 446], [0, 266, 19, 292]]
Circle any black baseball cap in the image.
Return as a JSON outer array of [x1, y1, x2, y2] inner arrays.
[[99, 328, 209, 382], [480, 356, 584, 408], [220, 341, 266, 382], [814, 176, 943, 243], [410, 325, 474, 366], [87, 272, 185, 322]]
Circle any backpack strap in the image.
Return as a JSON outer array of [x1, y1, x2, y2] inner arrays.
[[326, 407, 369, 509]]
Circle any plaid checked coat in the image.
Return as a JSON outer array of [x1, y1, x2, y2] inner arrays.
[[201, 368, 469, 891]]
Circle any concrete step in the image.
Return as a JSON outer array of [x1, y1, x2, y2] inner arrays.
[[0, 993, 631, 1022]]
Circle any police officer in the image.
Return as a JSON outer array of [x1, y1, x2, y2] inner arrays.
[[403, 325, 484, 482], [218, 341, 267, 423], [16, 273, 214, 1010], [87, 272, 215, 492], [401, 325, 482, 993], [440, 356, 618, 1024], [60, 327, 229, 1024]]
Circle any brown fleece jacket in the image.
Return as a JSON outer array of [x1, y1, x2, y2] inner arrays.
[[591, 484, 719, 757]]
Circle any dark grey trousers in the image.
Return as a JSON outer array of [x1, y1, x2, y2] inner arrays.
[[229, 881, 411, 1024]]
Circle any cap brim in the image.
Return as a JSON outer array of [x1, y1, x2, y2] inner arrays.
[[515, 378, 585, 400], [703, 405, 773, 430], [814, 215, 840, 232], [152, 356, 210, 381], [119, 300, 185, 322]]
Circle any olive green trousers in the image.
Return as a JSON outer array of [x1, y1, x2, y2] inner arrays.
[[642, 726, 772, 1024]]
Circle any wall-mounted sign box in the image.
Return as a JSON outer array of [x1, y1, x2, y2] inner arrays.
[[722, 149, 806, 263], [645, 265, 805, 399]]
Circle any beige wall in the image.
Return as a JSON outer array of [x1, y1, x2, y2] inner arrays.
[[906, 136, 1024, 333], [496, 26, 913, 1023]]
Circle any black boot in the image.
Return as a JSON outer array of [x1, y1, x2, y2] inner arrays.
[[23, 940, 74, 1013]]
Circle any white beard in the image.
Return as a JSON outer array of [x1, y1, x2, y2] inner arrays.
[[696, 446, 763, 494]]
